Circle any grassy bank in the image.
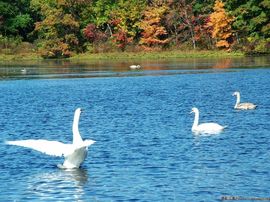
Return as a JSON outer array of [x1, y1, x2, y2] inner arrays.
[[0, 53, 42, 61], [71, 50, 244, 60], [0, 50, 244, 61]]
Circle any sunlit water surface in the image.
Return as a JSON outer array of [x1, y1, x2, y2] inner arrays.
[[0, 57, 270, 201]]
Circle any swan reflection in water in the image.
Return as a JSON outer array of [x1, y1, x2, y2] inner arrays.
[[27, 168, 89, 201]]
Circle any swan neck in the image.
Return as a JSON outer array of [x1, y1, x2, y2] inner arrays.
[[235, 93, 240, 107], [192, 110, 199, 130], [73, 110, 83, 144]]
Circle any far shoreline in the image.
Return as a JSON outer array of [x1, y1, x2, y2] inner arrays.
[[0, 50, 245, 62]]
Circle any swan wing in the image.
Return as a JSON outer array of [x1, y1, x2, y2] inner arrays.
[[82, 139, 96, 147], [6, 139, 72, 157], [237, 103, 257, 109], [197, 123, 225, 132]]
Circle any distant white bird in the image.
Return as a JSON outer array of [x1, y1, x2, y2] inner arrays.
[[21, 68, 27, 74], [232, 91, 257, 110], [129, 65, 141, 69], [6, 108, 95, 169], [191, 107, 226, 135]]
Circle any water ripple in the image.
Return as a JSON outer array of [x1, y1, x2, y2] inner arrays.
[[0, 60, 270, 201]]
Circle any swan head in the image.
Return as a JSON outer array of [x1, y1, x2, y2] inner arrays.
[[190, 107, 199, 114], [75, 108, 83, 115], [232, 91, 239, 96]]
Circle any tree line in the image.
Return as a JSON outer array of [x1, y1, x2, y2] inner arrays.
[[0, 0, 269, 58]]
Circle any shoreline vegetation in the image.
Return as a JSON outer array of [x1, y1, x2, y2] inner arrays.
[[0, 50, 245, 62], [72, 50, 245, 60], [1, 1, 269, 61]]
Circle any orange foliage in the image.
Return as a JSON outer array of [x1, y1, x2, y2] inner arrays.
[[112, 29, 132, 51], [139, 2, 169, 50], [208, 0, 234, 49], [39, 39, 72, 58]]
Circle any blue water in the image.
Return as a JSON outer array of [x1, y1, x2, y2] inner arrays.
[[0, 59, 270, 201]]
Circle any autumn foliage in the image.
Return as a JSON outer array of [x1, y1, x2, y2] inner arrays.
[[113, 29, 132, 51], [208, 0, 234, 49], [83, 23, 107, 43], [1, 0, 269, 57], [83, 24, 97, 43], [139, 2, 169, 50], [32, 0, 82, 58]]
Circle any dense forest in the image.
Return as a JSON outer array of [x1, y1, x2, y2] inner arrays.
[[0, 0, 269, 58]]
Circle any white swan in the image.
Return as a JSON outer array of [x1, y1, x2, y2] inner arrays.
[[232, 91, 257, 110], [129, 65, 141, 69], [21, 68, 27, 74], [191, 107, 226, 134], [6, 108, 95, 169]]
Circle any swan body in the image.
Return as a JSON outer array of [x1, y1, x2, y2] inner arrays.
[[191, 107, 226, 134], [232, 91, 256, 110], [129, 65, 141, 69], [21, 68, 27, 74], [6, 108, 95, 169]]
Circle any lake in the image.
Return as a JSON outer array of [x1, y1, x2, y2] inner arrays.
[[0, 56, 270, 201]]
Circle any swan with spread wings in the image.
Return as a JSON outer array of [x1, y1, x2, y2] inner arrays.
[[6, 108, 95, 169]]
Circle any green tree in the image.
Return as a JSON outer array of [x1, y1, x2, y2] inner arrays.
[[226, 0, 270, 53], [0, 0, 34, 39], [103, 0, 146, 51], [81, 0, 116, 33], [111, 0, 145, 40], [193, 0, 215, 14], [31, 0, 89, 58]]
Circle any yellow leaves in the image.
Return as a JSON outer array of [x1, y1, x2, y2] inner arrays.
[[39, 39, 71, 58], [213, 0, 224, 12], [216, 40, 230, 48], [65, 34, 79, 45], [208, 0, 234, 49], [33, 0, 82, 58], [139, 3, 169, 50], [110, 0, 146, 40], [62, 14, 79, 28], [34, 22, 42, 31], [57, 0, 67, 6]]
